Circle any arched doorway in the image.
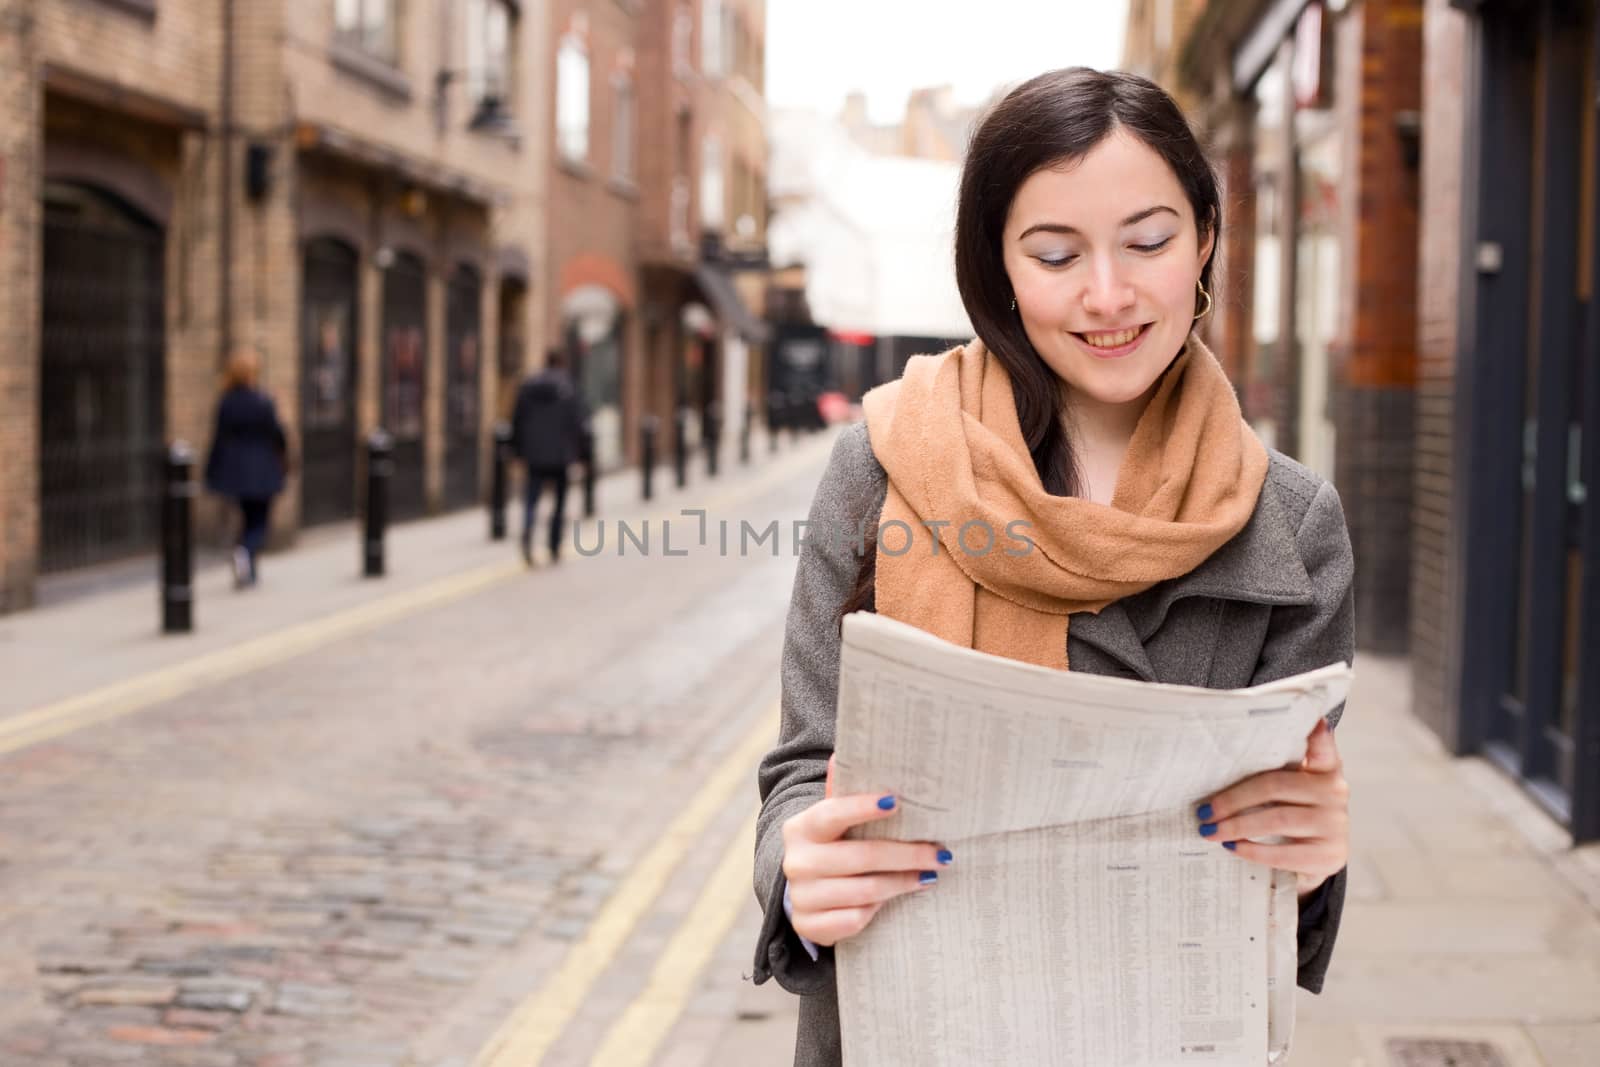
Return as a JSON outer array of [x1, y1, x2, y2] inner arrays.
[[300, 237, 360, 526], [381, 251, 429, 520], [39, 181, 166, 572], [444, 264, 483, 510]]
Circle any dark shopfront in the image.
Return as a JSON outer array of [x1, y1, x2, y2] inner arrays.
[[1451, 0, 1600, 841]]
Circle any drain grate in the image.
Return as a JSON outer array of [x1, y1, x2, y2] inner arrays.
[[1386, 1038, 1511, 1067]]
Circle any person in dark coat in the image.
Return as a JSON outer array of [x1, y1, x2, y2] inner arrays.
[[510, 348, 590, 566], [204, 347, 289, 588]]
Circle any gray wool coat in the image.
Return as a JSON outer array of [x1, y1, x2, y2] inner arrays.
[[752, 420, 1356, 1067]]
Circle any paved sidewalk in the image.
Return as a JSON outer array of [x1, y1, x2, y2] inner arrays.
[[677, 655, 1600, 1067], [0, 429, 831, 720], [1290, 655, 1600, 1067]]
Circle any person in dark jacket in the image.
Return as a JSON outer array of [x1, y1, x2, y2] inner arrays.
[[204, 347, 289, 588], [510, 348, 590, 566]]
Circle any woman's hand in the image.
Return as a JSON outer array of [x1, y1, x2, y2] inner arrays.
[[781, 755, 950, 946], [1197, 718, 1349, 897]]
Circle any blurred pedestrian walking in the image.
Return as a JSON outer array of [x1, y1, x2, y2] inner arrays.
[[204, 346, 290, 588], [510, 348, 590, 566]]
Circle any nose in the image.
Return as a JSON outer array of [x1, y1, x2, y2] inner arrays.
[[1080, 254, 1136, 319]]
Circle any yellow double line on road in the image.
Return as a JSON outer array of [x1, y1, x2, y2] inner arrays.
[[0, 560, 524, 757], [0, 436, 831, 759], [586, 813, 759, 1067], [471, 707, 774, 1067]]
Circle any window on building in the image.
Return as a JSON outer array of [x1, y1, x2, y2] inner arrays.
[[671, 177, 691, 254], [730, 156, 747, 229], [701, 134, 725, 229], [612, 71, 635, 181], [465, 0, 514, 111], [673, 6, 694, 78], [557, 35, 591, 162], [335, 0, 399, 63], [676, 109, 691, 177], [734, 13, 748, 81], [702, 0, 723, 77]]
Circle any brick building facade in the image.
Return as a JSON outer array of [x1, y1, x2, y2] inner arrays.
[[0, 0, 547, 605], [0, 0, 41, 613], [1, 0, 227, 611], [1409, 0, 1599, 842], [1148, 0, 1600, 843], [0, 0, 774, 610], [545, 0, 639, 472], [1156, 0, 1423, 657], [626, 0, 770, 470]]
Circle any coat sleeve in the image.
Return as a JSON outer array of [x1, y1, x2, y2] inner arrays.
[[1250, 476, 1356, 995], [751, 422, 885, 994], [203, 398, 227, 492]]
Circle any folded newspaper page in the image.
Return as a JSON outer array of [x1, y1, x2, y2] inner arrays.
[[832, 612, 1353, 1067]]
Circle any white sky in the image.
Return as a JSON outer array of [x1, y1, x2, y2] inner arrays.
[[765, 1, 1130, 124]]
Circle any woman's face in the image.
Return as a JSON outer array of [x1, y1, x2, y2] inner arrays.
[[1001, 129, 1214, 411]]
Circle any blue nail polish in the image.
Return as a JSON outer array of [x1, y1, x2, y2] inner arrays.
[[936, 849, 954, 865], [1196, 803, 1213, 821], [919, 871, 938, 885], [877, 795, 896, 811], [1223, 841, 1237, 851], [1199, 822, 1217, 837]]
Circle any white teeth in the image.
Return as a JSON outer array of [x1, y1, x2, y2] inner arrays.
[[1082, 326, 1142, 348]]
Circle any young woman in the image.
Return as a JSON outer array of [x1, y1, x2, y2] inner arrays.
[[751, 68, 1354, 1066], [204, 347, 290, 588]]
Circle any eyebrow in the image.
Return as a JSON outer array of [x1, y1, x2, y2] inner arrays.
[[1018, 205, 1179, 240]]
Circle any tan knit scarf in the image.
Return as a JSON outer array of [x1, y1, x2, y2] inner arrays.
[[859, 333, 1269, 670]]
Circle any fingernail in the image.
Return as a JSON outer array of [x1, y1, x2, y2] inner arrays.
[[877, 795, 896, 811], [1223, 841, 1237, 851], [1199, 822, 1217, 837], [919, 871, 938, 885], [1196, 803, 1213, 821], [936, 849, 954, 865]]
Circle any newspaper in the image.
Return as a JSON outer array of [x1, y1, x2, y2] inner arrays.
[[831, 611, 1352, 1067]]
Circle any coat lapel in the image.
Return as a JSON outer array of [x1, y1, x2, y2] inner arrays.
[[1069, 600, 1157, 682], [1123, 474, 1315, 642]]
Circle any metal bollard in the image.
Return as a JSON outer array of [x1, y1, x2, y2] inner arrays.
[[161, 441, 195, 634], [740, 401, 752, 465], [705, 401, 721, 479], [768, 390, 783, 454], [641, 414, 658, 501], [364, 430, 392, 578], [489, 422, 511, 541], [582, 425, 596, 519], [674, 405, 689, 489]]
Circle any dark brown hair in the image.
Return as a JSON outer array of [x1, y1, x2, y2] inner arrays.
[[839, 67, 1221, 625]]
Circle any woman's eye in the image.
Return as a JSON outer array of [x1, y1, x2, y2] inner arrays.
[[1131, 237, 1174, 254], [1035, 254, 1075, 268]]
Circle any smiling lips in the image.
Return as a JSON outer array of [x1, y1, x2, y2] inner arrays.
[[1073, 322, 1153, 357]]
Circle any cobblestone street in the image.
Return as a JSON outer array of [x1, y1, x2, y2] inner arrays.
[[4, 426, 1600, 1067], [0, 436, 826, 1067]]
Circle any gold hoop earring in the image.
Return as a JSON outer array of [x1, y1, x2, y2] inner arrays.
[[1194, 280, 1213, 321]]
